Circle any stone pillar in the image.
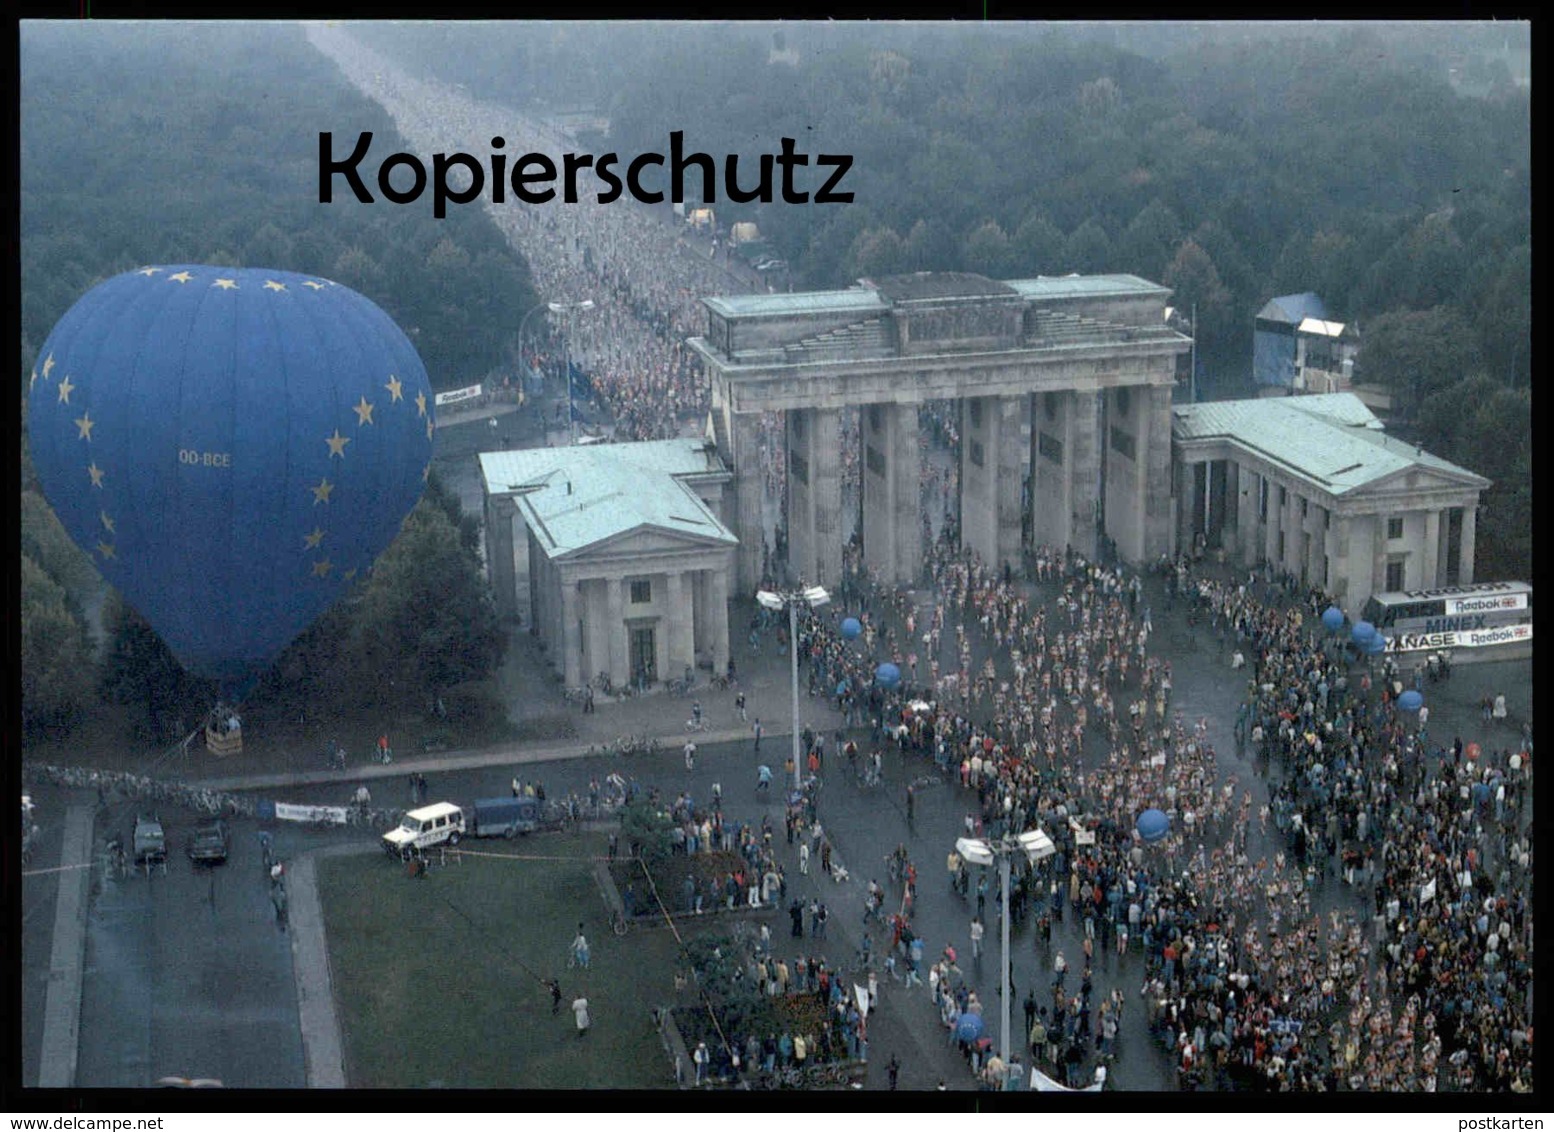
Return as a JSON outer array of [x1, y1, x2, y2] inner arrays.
[[560, 577, 582, 688], [1459, 504, 1476, 584], [1422, 509, 1441, 588], [1332, 514, 1353, 607], [730, 411, 764, 595], [1371, 515, 1389, 598], [484, 496, 516, 617], [1030, 391, 1071, 554], [1439, 509, 1454, 585], [811, 407, 843, 589], [861, 402, 921, 586], [1069, 389, 1100, 560], [709, 564, 730, 676], [607, 578, 628, 688], [1143, 385, 1174, 561], [993, 395, 1024, 574], [665, 571, 692, 679]]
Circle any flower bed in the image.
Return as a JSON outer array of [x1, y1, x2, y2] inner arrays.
[[609, 850, 769, 918]]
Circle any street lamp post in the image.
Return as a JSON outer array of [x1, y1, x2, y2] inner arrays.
[[757, 585, 830, 793], [955, 828, 1055, 1070], [548, 299, 595, 445], [517, 300, 550, 393]]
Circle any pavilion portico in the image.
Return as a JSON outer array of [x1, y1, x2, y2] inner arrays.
[[689, 272, 1191, 594]]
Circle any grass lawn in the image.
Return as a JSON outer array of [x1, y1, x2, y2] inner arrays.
[[317, 834, 696, 1088]]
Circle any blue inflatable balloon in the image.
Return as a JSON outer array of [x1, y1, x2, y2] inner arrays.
[[27, 265, 435, 691], [1351, 620, 1376, 645], [840, 616, 862, 640], [1397, 689, 1423, 712], [875, 662, 901, 689], [1365, 633, 1388, 656], [1322, 606, 1344, 633], [1136, 808, 1170, 843], [954, 1011, 985, 1042]]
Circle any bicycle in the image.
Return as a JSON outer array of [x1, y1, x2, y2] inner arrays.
[[611, 909, 629, 936], [685, 717, 708, 733]]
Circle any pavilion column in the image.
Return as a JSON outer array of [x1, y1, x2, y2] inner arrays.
[[560, 577, 582, 688], [861, 402, 922, 586], [992, 394, 1024, 575], [1422, 509, 1441, 588], [1458, 504, 1476, 584], [607, 577, 628, 688], [709, 564, 730, 676], [665, 571, 692, 680], [1030, 392, 1071, 555], [810, 407, 843, 589]]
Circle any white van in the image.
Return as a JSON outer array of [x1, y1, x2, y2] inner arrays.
[[382, 802, 466, 859]]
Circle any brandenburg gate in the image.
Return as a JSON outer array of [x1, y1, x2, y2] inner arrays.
[[688, 272, 1192, 593]]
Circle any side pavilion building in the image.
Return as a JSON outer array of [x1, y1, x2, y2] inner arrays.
[[479, 439, 735, 689], [1172, 393, 1490, 613]]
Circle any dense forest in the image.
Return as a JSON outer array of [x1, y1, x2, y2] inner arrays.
[[20, 21, 537, 391], [362, 20, 1531, 580]]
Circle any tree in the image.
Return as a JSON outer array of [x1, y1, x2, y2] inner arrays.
[[21, 489, 99, 609], [1163, 239, 1232, 351], [1063, 218, 1113, 274], [961, 219, 1012, 278], [1116, 200, 1184, 281], [344, 496, 503, 708], [1011, 212, 1066, 275], [21, 555, 95, 737], [1353, 307, 1483, 419], [619, 799, 676, 866], [845, 226, 907, 281]]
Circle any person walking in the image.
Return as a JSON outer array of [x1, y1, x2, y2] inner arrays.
[[799, 841, 811, 875], [736, 690, 747, 722], [970, 916, 985, 960], [753, 718, 763, 751], [571, 994, 590, 1038], [571, 923, 591, 969], [548, 978, 563, 1015], [886, 1054, 900, 1090]]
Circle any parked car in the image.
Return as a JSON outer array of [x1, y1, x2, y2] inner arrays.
[[382, 802, 465, 859], [756, 258, 787, 273], [186, 819, 231, 864], [133, 813, 166, 867]]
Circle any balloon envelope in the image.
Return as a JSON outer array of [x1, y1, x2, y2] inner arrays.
[[1136, 808, 1170, 843], [1365, 634, 1388, 656], [840, 616, 862, 640], [27, 265, 435, 691], [875, 662, 901, 689], [1397, 690, 1424, 712], [1322, 606, 1344, 632], [1351, 621, 1376, 645]]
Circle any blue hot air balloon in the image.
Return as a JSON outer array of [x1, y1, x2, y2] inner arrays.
[[1136, 808, 1170, 843], [27, 265, 435, 694], [1397, 689, 1423, 712], [1322, 606, 1344, 633], [840, 616, 862, 640], [875, 662, 901, 689], [1351, 621, 1376, 646]]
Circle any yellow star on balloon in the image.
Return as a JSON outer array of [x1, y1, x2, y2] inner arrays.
[[213, 278, 239, 290], [343, 567, 358, 581], [263, 280, 287, 292], [75, 411, 95, 440], [353, 397, 375, 426], [385, 375, 403, 402], [325, 429, 351, 457], [169, 271, 194, 284], [42, 353, 56, 379], [29, 368, 38, 390], [97, 541, 116, 560], [87, 462, 105, 488], [100, 511, 115, 534], [415, 391, 427, 418], [422, 463, 431, 481], [303, 280, 326, 291], [137, 267, 161, 277], [303, 526, 325, 549], [311, 558, 334, 578], [426, 417, 435, 441], [310, 478, 334, 505], [57, 376, 75, 404]]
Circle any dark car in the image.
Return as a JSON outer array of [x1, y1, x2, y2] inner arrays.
[[133, 813, 167, 865], [186, 819, 230, 864]]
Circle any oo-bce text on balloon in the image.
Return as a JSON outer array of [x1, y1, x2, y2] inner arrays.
[[319, 130, 856, 218]]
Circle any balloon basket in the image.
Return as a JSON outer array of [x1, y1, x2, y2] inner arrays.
[[205, 725, 243, 757]]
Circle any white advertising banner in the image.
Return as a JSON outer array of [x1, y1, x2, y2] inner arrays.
[[434, 383, 484, 406], [1386, 622, 1531, 653], [1444, 592, 1527, 615], [273, 801, 350, 825]]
